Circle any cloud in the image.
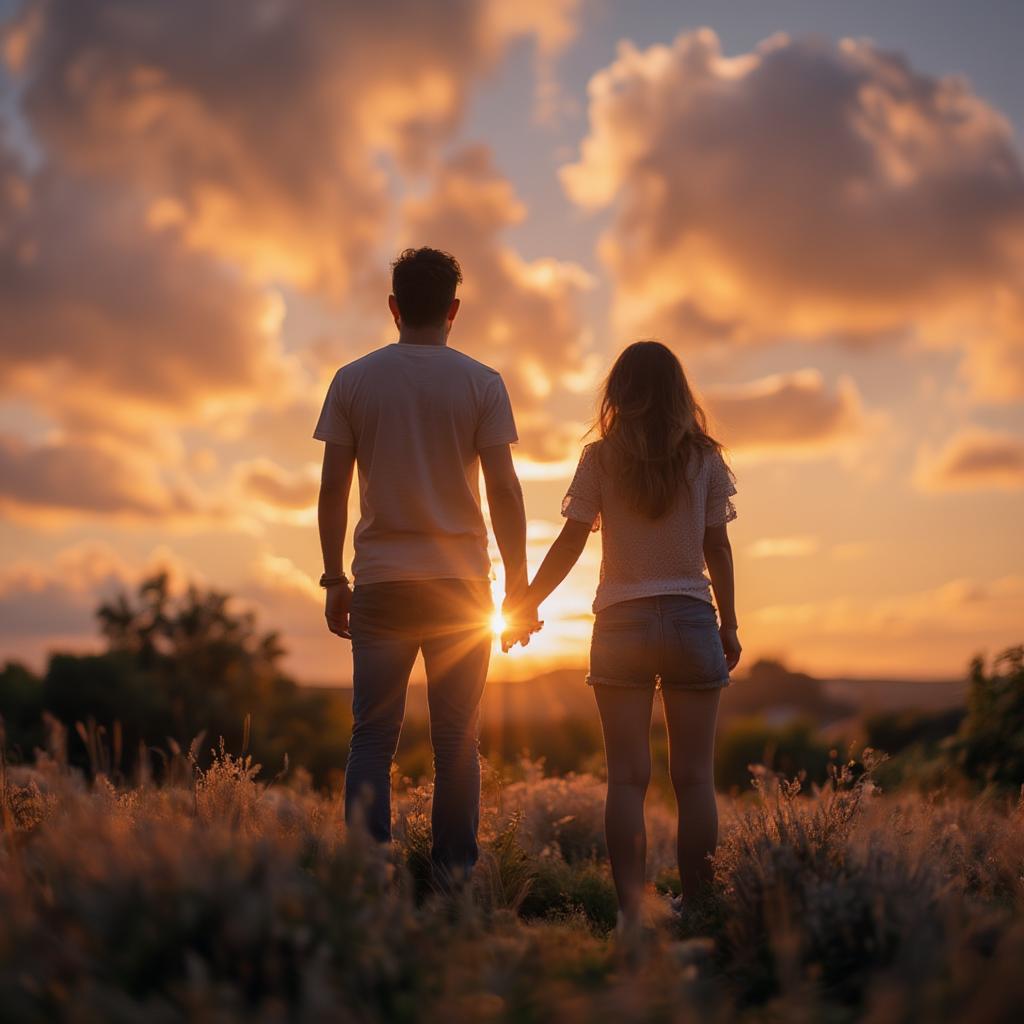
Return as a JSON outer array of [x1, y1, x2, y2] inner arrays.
[[402, 145, 594, 425], [748, 536, 820, 559], [514, 415, 591, 464], [754, 576, 1024, 639], [235, 458, 320, 510], [0, 542, 133, 638], [915, 428, 1024, 492], [0, 0, 586, 510], [749, 575, 1024, 677], [704, 370, 865, 452], [562, 28, 1024, 400], [0, 433, 218, 526], [0, 151, 299, 435], [7, 0, 581, 295]]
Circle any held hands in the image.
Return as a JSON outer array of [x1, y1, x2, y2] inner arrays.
[[325, 583, 352, 639], [500, 593, 543, 653]]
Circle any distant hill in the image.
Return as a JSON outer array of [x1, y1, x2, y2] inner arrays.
[[305, 660, 965, 728], [822, 676, 965, 713], [720, 660, 962, 726]]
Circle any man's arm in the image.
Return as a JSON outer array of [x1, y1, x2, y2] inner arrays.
[[479, 443, 528, 606], [703, 522, 741, 669], [318, 442, 356, 637]]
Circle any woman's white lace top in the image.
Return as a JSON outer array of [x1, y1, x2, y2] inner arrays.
[[561, 440, 737, 613]]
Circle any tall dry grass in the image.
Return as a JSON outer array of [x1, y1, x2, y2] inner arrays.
[[1, 729, 1022, 1023]]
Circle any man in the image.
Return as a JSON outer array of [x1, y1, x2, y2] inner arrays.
[[313, 247, 534, 886]]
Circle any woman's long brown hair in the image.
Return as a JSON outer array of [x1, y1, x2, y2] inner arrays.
[[597, 340, 729, 519]]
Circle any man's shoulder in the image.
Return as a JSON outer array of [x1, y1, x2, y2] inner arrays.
[[336, 345, 501, 378], [444, 346, 502, 380], [336, 346, 393, 375], [328, 346, 402, 393]]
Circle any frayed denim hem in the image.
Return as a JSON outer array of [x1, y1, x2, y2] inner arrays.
[[659, 675, 731, 691], [585, 673, 650, 688], [585, 673, 731, 690]]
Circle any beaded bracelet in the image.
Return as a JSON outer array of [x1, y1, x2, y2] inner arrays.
[[319, 573, 350, 588]]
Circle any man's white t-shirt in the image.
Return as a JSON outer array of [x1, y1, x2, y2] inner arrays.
[[313, 342, 518, 585]]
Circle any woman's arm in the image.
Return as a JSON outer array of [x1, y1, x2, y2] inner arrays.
[[524, 519, 593, 610], [703, 523, 741, 669], [502, 519, 592, 650]]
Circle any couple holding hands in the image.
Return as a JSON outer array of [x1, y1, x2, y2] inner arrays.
[[315, 247, 740, 928]]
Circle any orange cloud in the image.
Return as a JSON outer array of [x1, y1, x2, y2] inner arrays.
[[749, 575, 1024, 677], [235, 458, 320, 510], [915, 429, 1024, 491], [0, 152, 299, 435], [748, 536, 820, 559], [6, 0, 581, 295], [563, 29, 1024, 400], [0, 0, 587, 522], [0, 433, 215, 526], [704, 370, 865, 452]]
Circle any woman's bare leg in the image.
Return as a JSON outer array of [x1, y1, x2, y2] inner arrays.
[[660, 687, 721, 900], [593, 684, 655, 923]]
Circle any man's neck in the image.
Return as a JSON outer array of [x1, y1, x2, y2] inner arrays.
[[397, 325, 448, 347]]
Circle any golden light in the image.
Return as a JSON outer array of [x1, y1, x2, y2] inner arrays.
[[490, 610, 507, 636]]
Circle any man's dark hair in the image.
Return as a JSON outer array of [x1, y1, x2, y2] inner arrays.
[[391, 247, 462, 328]]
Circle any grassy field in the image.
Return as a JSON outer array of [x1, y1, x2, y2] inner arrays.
[[2, 736, 1022, 1023]]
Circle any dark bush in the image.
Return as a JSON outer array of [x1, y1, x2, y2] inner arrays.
[[949, 645, 1024, 788], [864, 706, 965, 754], [715, 716, 835, 793], [1, 573, 351, 786]]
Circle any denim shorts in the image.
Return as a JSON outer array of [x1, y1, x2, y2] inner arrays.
[[586, 594, 731, 690]]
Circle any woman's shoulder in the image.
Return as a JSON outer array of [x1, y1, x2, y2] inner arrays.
[[696, 441, 731, 470], [578, 438, 605, 464], [701, 444, 737, 496], [687, 442, 734, 490]]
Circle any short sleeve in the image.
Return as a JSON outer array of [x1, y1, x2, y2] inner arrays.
[[475, 374, 519, 450], [706, 450, 737, 527], [312, 370, 355, 446], [561, 443, 601, 532]]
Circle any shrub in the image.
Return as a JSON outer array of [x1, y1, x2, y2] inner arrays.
[[715, 716, 835, 793], [4, 721, 1024, 1021], [1, 574, 351, 787], [865, 706, 965, 754], [949, 645, 1024, 788]]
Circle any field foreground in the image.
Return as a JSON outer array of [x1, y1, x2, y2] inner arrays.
[[1, 746, 1023, 1024]]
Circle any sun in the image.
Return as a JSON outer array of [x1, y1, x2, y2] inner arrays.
[[490, 610, 507, 636]]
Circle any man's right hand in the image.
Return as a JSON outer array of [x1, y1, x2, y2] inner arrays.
[[326, 584, 352, 639], [501, 596, 542, 653]]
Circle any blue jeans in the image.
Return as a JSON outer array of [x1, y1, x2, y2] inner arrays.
[[346, 578, 493, 881], [587, 594, 731, 690]]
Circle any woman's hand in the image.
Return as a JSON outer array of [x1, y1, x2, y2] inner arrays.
[[720, 626, 741, 670], [325, 584, 352, 639], [501, 597, 542, 653]]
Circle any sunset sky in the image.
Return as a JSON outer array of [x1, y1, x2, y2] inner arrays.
[[1, 0, 1022, 684]]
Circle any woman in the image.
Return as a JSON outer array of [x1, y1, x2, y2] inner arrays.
[[519, 340, 740, 928]]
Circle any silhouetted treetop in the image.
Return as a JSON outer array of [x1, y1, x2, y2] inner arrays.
[[96, 570, 286, 668]]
